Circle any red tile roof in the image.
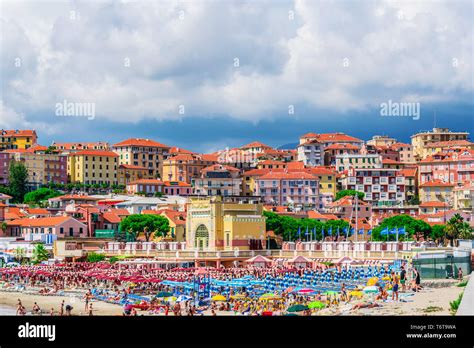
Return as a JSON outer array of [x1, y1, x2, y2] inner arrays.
[[259, 171, 316, 180], [7, 216, 75, 227], [26, 208, 50, 215], [201, 164, 240, 173], [113, 138, 170, 148], [307, 211, 338, 220], [169, 146, 194, 154], [0, 129, 36, 137], [128, 179, 164, 185], [324, 143, 360, 150], [420, 180, 455, 187], [399, 168, 417, 177], [419, 201, 449, 207], [425, 140, 473, 148], [241, 141, 272, 149], [102, 212, 122, 224], [163, 181, 191, 187]]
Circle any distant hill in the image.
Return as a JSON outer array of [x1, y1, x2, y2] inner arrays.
[[277, 142, 298, 150]]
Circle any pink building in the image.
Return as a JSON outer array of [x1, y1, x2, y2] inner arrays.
[[419, 148, 474, 185], [7, 216, 87, 238], [254, 171, 319, 209], [126, 179, 164, 194], [163, 181, 192, 195]]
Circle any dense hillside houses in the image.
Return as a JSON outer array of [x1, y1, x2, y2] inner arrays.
[[0, 126, 471, 251]]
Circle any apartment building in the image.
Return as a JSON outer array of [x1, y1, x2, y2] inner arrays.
[[335, 153, 382, 172], [162, 153, 217, 183], [419, 148, 474, 185], [117, 164, 153, 186], [411, 127, 469, 160], [253, 171, 319, 208], [193, 164, 242, 196], [0, 129, 37, 150], [4, 147, 67, 189], [341, 167, 406, 204], [67, 150, 118, 186], [112, 138, 170, 179], [366, 135, 397, 147]]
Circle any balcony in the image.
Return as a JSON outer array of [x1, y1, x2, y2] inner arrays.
[[363, 177, 372, 184], [380, 177, 388, 184]]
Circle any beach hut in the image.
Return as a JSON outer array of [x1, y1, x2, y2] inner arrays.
[[334, 256, 362, 266], [287, 255, 312, 269], [244, 255, 272, 268]]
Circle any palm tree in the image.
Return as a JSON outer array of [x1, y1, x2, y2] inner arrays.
[[445, 214, 473, 246], [14, 247, 26, 264], [32, 244, 50, 264], [0, 222, 8, 236]]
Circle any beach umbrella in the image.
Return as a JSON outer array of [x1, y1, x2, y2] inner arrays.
[[164, 296, 177, 302], [287, 304, 309, 312], [308, 301, 325, 309], [230, 294, 247, 300], [349, 290, 363, 298], [366, 277, 379, 286], [211, 294, 227, 301], [382, 276, 391, 281], [156, 291, 173, 298], [363, 286, 378, 293], [176, 295, 192, 302], [297, 288, 316, 295]]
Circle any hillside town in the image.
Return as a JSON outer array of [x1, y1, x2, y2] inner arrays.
[[0, 127, 471, 262]]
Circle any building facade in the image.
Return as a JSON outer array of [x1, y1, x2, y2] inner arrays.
[[112, 138, 170, 179], [67, 150, 118, 186], [193, 164, 242, 196], [0, 130, 37, 150], [411, 127, 470, 160], [186, 197, 266, 251]]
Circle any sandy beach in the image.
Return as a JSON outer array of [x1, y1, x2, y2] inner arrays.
[[0, 281, 465, 316], [0, 291, 123, 316]]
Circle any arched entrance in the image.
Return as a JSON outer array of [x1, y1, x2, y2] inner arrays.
[[194, 224, 209, 251]]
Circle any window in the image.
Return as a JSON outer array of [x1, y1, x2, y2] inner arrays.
[[60, 227, 64, 234]]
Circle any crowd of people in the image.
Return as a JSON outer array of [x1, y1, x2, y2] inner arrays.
[[0, 260, 424, 316]]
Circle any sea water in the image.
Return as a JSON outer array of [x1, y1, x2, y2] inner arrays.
[[0, 305, 17, 315]]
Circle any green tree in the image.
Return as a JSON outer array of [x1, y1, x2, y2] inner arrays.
[[87, 252, 106, 262], [8, 160, 28, 203], [24, 188, 62, 205], [1, 221, 8, 236], [14, 247, 26, 264], [31, 243, 50, 264], [445, 214, 473, 246], [120, 214, 170, 242], [431, 224, 446, 244], [372, 214, 431, 241], [335, 190, 364, 201]]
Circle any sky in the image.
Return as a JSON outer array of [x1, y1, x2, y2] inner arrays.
[[1, 0, 473, 153]]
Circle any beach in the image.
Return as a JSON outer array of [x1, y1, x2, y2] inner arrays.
[[0, 280, 464, 316], [0, 291, 123, 316]]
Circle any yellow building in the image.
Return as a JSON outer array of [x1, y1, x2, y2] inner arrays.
[[454, 183, 473, 211], [411, 128, 470, 160], [305, 166, 337, 198], [0, 130, 37, 150], [422, 140, 474, 159], [117, 164, 153, 186], [112, 138, 170, 179], [366, 135, 397, 147], [419, 179, 455, 205], [162, 153, 217, 183], [186, 196, 266, 251], [68, 150, 118, 186]]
